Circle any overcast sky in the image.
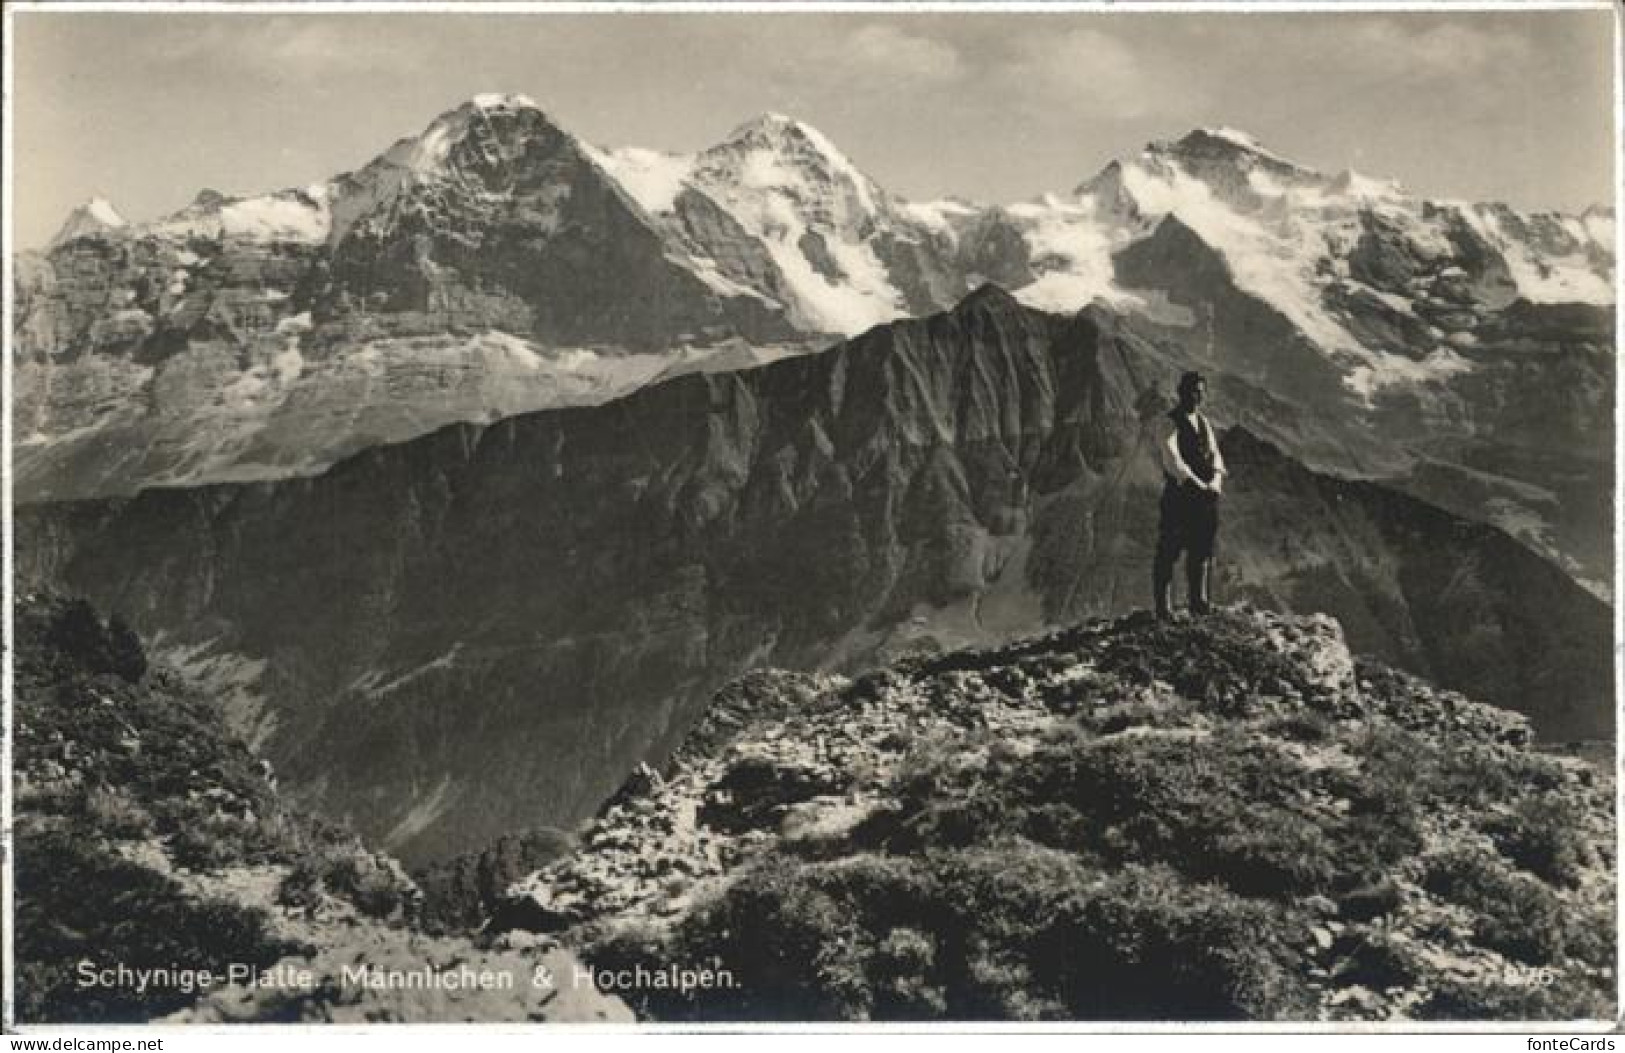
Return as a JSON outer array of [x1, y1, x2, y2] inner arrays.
[[10, 7, 1616, 249]]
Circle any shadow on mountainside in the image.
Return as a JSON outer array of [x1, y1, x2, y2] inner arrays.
[[12, 595, 629, 1024]]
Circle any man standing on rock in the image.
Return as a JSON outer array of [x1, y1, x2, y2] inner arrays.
[[1154, 371, 1226, 620]]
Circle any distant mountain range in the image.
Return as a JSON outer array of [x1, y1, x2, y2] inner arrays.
[[13, 97, 1613, 593], [19, 288, 1611, 863], [12, 95, 1615, 864]]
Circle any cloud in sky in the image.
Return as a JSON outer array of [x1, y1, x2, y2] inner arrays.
[[1239, 15, 1541, 99], [846, 24, 964, 82], [262, 20, 420, 73], [986, 27, 1200, 122], [143, 16, 431, 78], [1345, 19, 1537, 80], [9, 10, 1611, 249]]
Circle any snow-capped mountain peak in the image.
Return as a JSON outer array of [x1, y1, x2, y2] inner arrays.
[[661, 112, 913, 335], [49, 197, 128, 247], [579, 112, 874, 222], [470, 92, 540, 111], [697, 113, 883, 217], [720, 112, 840, 153], [1201, 125, 1269, 150], [1160, 127, 1308, 174], [134, 185, 332, 245], [1327, 168, 1406, 201], [379, 93, 559, 175], [319, 94, 582, 245]]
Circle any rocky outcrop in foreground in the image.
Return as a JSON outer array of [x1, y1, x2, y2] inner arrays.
[[12, 596, 628, 1024], [497, 608, 1614, 1022]]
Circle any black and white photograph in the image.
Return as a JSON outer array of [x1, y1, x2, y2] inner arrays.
[[3, 1, 1618, 1031]]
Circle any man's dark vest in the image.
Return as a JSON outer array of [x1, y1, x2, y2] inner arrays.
[[1170, 408, 1217, 483]]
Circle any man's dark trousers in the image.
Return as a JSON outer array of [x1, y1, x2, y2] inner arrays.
[[1154, 480, 1218, 617]]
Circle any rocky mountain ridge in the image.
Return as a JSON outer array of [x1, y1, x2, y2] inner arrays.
[[14, 101, 1614, 593], [491, 608, 1615, 1021], [19, 290, 1610, 864]]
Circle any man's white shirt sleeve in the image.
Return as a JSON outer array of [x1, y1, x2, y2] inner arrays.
[[1203, 413, 1227, 479]]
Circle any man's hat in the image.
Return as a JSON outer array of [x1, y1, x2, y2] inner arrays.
[[1177, 371, 1206, 396]]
